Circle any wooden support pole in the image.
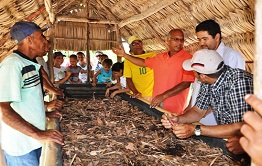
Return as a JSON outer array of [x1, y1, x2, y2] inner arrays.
[[251, 1, 262, 166], [115, 24, 122, 62]]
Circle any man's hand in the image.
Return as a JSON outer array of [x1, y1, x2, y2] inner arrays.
[[226, 136, 245, 154], [112, 46, 126, 57], [130, 92, 141, 98], [161, 113, 178, 129], [46, 110, 62, 121], [150, 94, 165, 108], [46, 99, 63, 111], [36, 129, 64, 145], [172, 124, 195, 139]]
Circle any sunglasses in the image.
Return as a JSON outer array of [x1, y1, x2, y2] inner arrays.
[[168, 37, 184, 42], [131, 41, 142, 46]]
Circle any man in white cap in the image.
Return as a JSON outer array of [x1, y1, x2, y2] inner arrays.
[[122, 35, 155, 100], [190, 19, 246, 126], [161, 49, 253, 155], [0, 21, 64, 165]]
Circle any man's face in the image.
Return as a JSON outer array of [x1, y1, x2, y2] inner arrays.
[[167, 30, 184, 53], [130, 40, 143, 55], [44, 41, 51, 53], [196, 31, 219, 50], [30, 31, 47, 57]]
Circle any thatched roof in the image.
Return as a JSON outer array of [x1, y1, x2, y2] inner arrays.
[[0, 0, 255, 72]]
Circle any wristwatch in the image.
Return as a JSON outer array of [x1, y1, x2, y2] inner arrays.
[[194, 125, 201, 136]]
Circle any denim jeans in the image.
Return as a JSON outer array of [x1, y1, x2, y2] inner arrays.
[[4, 147, 42, 166]]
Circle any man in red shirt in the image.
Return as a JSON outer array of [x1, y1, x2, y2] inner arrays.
[[113, 29, 194, 115]]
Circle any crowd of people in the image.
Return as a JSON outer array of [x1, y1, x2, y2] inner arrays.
[[0, 19, 261, 166]]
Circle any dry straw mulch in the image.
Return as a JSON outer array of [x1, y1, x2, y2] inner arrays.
[[60, 96, 242, 166]]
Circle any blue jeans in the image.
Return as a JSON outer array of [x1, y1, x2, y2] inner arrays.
[[4, 147, 42, 166]]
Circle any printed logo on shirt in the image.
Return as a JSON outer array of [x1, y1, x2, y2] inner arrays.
[[139, 67, 147, 75]]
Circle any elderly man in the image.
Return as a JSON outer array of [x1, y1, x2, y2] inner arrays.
[[123, 36, 155, 100], [113, 29, 195, 114], [0, 21, 64, 165], [161, 49, 253, 155]]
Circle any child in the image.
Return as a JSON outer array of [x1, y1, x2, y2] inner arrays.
[[66, 54, 87, 84], [53, 52, 72, 84], [105, 62, 130, 98], [92, 58, 113, 86], [77, 51, 91, 83]]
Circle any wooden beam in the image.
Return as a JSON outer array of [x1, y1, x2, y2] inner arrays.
[[44, 0, 55, 24], [118, 0, 178, 28], [56, 16, 119, 24]]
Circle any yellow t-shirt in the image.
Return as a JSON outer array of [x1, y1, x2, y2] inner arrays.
[[124, 52, 155, 97]]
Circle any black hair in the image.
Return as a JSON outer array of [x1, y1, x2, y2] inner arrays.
[[69, 54, 77, 59], [112, 62, 124, 72], [77, 51, 85, 56], [195, 19, 222, 40], [53, 51, 64, 58], [101, 54, 108, 58], [102, 58, 113, 66]]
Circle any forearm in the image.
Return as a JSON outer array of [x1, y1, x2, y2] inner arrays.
[[43, 78, 57, 94], [201, 122, 243, 139], [0, 102, 42, 139], [123, 54, 147, 67], [162, 82, 191, 99], [126, 78, 139, 94], [178, 106, 206, 123]]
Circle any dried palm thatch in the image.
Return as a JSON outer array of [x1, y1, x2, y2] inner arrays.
[[0, 0, 255, 72]]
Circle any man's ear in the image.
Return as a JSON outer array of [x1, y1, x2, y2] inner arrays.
[[199, 74, 207, 81], [215, 33, 220, 41]]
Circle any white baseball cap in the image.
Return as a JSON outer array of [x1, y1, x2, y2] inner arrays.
[[183, 49, 224, 74]]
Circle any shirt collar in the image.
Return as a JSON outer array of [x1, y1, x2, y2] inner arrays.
[[13, 50, 36, 63], [211, 65, 228, 89], [216, 42, 225, 57]]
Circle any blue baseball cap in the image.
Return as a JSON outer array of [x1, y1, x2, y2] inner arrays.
[[10, 21, 48, 43]]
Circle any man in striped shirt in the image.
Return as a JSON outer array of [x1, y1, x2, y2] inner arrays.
[[0, 21, 64, 166]]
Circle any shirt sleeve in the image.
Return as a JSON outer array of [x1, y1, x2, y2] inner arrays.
[[0, 62, 22, 102], [145, 56, 156, 69], [195, 84, 211, 111]]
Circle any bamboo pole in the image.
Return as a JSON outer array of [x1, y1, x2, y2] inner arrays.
[[40, 118, 62, 166]]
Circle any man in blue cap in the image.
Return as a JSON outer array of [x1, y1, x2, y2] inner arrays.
[[0, 21, 64, 166]]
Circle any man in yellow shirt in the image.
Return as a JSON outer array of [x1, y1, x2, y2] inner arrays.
[[124, 36, 155, 101]]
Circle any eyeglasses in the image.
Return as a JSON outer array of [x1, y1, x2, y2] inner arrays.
[[168, 37, 184, 42], [131, 41, 142, 46]]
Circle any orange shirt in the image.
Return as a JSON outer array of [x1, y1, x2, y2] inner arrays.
[[145, 49, 195, 114]]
